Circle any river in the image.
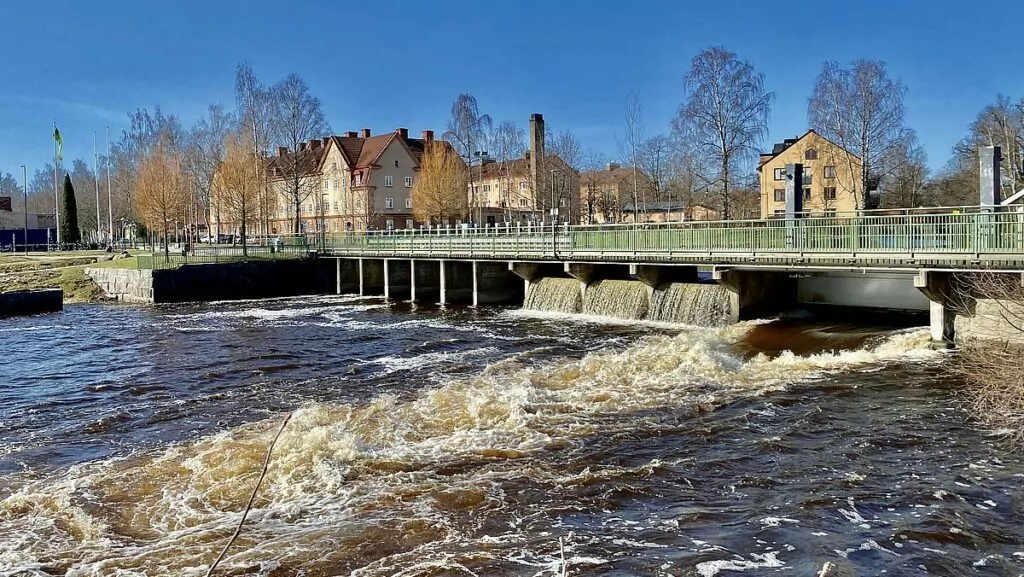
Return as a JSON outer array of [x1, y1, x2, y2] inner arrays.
[[0, 296, 1022, 576]]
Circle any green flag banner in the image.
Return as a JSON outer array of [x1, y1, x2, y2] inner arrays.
[[54, 126, 63, 162]]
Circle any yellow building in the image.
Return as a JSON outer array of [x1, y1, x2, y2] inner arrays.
[[757, 130, 862, 218]]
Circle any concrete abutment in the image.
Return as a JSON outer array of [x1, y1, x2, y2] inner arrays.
[[441, 260, 474, 305], [474, 261, 524, 306], [411, 260, 442, 304], [385, 259, 412, 301], [713, 269, 795, 322]]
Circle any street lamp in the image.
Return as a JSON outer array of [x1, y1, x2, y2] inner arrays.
[[20, 165, 27, 254], [474, 150, 489, 227]]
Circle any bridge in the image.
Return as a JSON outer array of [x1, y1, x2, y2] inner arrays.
[[305, 206, 1024, 344]]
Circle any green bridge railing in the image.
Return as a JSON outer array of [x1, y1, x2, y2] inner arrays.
[[318, 208, 1024, 266]]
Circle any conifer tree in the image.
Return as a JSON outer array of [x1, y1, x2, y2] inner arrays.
[[60, 174, 81, 244]]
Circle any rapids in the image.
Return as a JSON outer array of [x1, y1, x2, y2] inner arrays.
[[0, 296, 1022, 576]]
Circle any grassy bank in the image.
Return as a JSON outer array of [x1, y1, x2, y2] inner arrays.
[[0, 252, 133, 303]]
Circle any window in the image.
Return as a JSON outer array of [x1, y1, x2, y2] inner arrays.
[[773, 189, 785, 202], [520, 181, 529, 191], [394, 160, 399, 168], [333, 201, 338, 211], [483, 184, 491, 192], [384, 175, 393, 187], [824, 209, 837, 216], [805, 149, 818, 160], [773, 210, 785, 217], [323, 181, 329, 191], [405, 197, 412, 209], [404, 176, 413, 188], [802, 172, 812, 185], [824, 165, 837, 179], [519, 198, 528, 207], [385, 197, 394, 209], [803, 187, 812, 201], [332, 179, 338, 190], [406, 219, 414, 229], [355, 199, 363, 210], [824, 187, 837, 200], [386, 219, 395, 230], [773, 167, 786, 180], [559, 198, 567, 207]]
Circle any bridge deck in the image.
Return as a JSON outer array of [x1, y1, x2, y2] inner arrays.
[[318, 211, 1024, 269]]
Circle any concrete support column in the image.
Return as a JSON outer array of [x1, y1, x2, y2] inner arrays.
[[336, 259, 360, 295], [411, 260, 441, 303], [384, 259, 412, 301], [713, 268, 795, 322], [474, 261, 525, 306], [914, 270, 959, 343], [359, 258, 385, 296], [441, 260, 474, 305]]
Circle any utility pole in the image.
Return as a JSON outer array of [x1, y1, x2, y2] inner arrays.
[[20, 165, 28, 254], [94, 132, 101, 242], [550, 168, 556, 255], [106, 127, 113, 245]]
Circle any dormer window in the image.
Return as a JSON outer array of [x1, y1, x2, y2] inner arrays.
[[394, 160, 399, 168]]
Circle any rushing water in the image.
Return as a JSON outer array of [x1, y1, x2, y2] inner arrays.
[[1, 297, 1023, 576]]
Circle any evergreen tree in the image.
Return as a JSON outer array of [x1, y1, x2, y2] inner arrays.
[[60, 174, 81, 245]]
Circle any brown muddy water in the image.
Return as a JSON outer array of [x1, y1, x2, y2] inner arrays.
[[0, 296, 1022, 576]]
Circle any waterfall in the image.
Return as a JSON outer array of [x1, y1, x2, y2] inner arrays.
[[648, 282, 731, 326], [523, 277, 582, 313], [583, 280, 650, 319]]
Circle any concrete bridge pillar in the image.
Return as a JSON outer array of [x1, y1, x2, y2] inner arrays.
[[510, 262, 563, 296], [336, 258, 360, 295], [441, 260, 474, 305], [474, 261, 524, 306], [384, 259, 412, 301], [713, 269, 795, 322], [411, 260, 441, 303], [359, 258, 384, 296], [914, 270, 959, 343]]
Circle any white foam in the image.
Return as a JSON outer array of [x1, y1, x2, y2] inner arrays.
[[696, 551, 785, 576]]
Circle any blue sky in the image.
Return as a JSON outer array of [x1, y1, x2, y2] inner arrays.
[[2, 0, 1022, 178]]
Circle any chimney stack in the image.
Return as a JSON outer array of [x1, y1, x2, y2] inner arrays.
[[346, 131, 358, 138], [277, 146, 288, 157], [298, 142, 307, 152], [607, 162, 620, 171], [309, 138, 321, 149], [529, 113, 545, 209], [322, 137, 331, 147], [421, 129, 434, 144], [396, 127, 408, 139], [360, 128, 371, 138]]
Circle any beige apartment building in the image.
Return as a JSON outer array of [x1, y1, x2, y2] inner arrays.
[[757, 130, 862, 218], [214, 128, 441, 235]]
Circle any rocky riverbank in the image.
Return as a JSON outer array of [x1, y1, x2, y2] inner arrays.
[[0, 252, 133, 303]]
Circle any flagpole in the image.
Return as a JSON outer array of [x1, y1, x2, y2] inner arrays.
[[94, 132, 101, 243], [54, 122, 61, 247], [106, 126, 113, 245]]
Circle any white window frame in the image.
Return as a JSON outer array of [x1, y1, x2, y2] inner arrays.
[[384, 175, 394, 187], [404, 176, 413, 188], [405, 197, 412, 209], [773, 168, 786, 181], [385, 197, 394, 209]]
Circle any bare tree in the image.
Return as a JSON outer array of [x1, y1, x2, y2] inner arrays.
[[269, 73, 331, 234], [617, 91, 646, 220], [412, 141, 469, 225], [672, 46, 774, 220], [185, 105, 235, 240], [808, 59, 912, 210], [215, 133, 264, 256], [948, 95, 1024, 202], [881, 134, 929, 208], [235, 63, 275, 235], [637, 135, 673, 218], [490, 120, 526, 220], [134, 138, 187, 260], [443, 94, 492, 224]]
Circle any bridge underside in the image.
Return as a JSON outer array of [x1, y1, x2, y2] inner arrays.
[[329, 256, 1019, 343]]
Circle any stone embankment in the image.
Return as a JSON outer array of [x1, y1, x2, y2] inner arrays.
[[86, 259, 334, 304], [955, 299, 1024, 345], [0, 289, 63, 317]]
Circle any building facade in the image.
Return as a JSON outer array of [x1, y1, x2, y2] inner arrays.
[[757, 130, 862, 218], [213, 128, 441, 235]]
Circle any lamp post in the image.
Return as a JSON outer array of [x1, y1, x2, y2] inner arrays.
[[550, 169, 557, 255], [474, 150, 489, 227], [20, 165, 27, 254]]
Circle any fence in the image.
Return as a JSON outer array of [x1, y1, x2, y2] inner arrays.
[[136, 238, 311, 270]]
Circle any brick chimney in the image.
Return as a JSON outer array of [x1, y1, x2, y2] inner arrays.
[[396, 127, 408, 139], [346, 131, 358, 138], [298, 142, 307, 152], [529, 113, 545, 209], [309, 138, 321, 149], [277, 146, 288, 157], [360, 128, 371, 138], [322, 137, 331, 147], [421, 130, 434, 144]]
